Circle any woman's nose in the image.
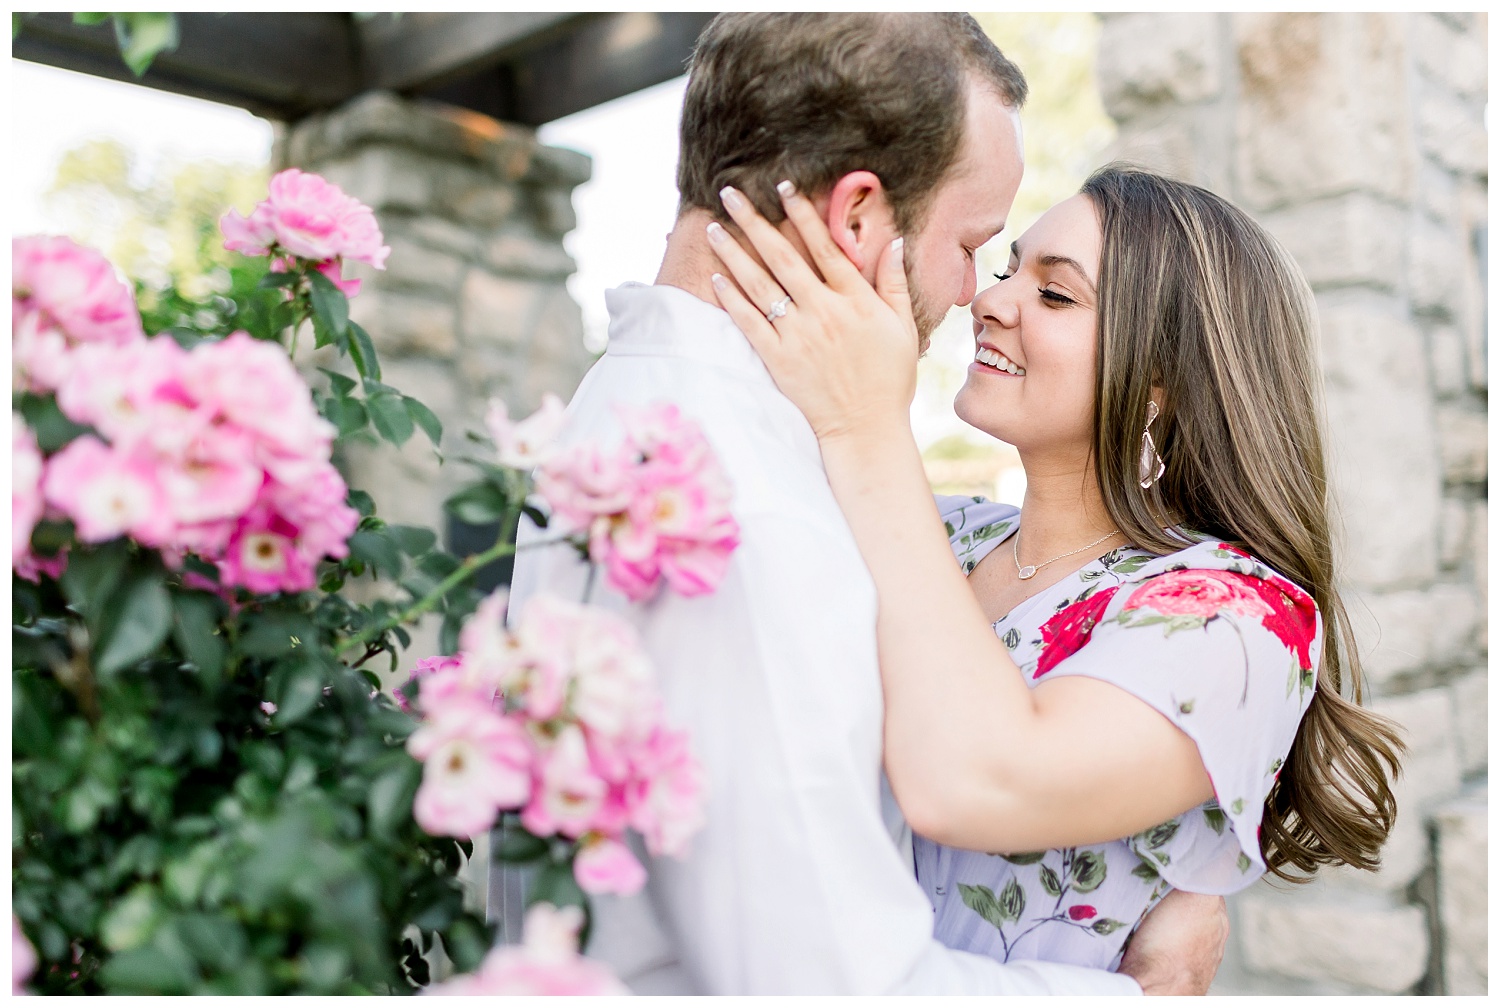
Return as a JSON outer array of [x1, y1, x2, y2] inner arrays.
[[971, 280, 1020, 330]]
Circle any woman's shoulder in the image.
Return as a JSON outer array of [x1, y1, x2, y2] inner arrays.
[[934, 495, 1020, 573]]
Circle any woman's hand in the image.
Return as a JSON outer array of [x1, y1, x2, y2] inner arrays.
[[707, 181, 919, 444]]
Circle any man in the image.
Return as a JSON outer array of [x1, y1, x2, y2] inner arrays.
[[505, 13, 1226, 994]]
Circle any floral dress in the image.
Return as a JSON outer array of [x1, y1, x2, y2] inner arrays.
[[914, 496, 1320, 971]]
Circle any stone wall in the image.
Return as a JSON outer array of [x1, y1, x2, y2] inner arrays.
[[1095, 12, 1487, 994], [278, 91, 595, 655]]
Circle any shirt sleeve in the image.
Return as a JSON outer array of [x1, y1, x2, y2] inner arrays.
[[1041, 567, 1320, 896], [934, 495, 1019, 573], [514, 505, 1139, 994]]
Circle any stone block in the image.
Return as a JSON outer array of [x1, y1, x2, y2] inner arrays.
[[405, 217, 480, 260], [1435, 407, 1486, 485], [1471, 501, 1488, 633], [1096, 13, 1225, 121], [483, 231, 578, 280], [1416, 85, 1488, 179], [1412, 13, 1488, 100], [1448, 670, 1487, 777], [1260, 193, 1405, 291], [532, 188, 579, 238], [1239, 891, 1429, 992], [434, 165, 518, 229], [379, 231, 467, 295], [460, 270, 545, 351], [1415, 159, 1461, 231], [348, 288, 457, 358], [1317, 298, 1441, 590], [1426, 324, 1470, 398], [305, 145, 437, 215], [1234, 12, 1415, 209], [513, 286, 592, 412], [1351, 584, 1479, 685], [1433, 783, 1488, 994], [1409, 217, 1469, 320], [1438, 497, 1469, 569], [1103, 117, 1200, 184], [528, 144, 593, 188]]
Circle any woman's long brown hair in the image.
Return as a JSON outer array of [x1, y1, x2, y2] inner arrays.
[[1080, 165, 1403, 880]]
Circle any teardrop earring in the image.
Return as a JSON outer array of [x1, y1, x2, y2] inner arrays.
[[1139, 401, 1166, 489]]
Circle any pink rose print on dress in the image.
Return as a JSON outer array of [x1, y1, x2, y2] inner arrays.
[[1067, 905, 1097, 921], [1121, 569, 1276, 622], [1034, 588, 1119, 678]]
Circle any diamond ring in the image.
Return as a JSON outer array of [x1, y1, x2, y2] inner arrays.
[[765, 295, 792, 322]]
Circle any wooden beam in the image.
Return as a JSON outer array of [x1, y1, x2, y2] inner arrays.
[[12, 12, 360, 120], [355, 12, 590, 93], [13, 11, 717, 126]]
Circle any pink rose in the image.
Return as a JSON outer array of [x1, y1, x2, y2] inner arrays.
[[626, 725, 707, 858], [1035, 588, 1119, 679], [535, 442, 635, 530], [1122, 569, 1276, 621], [1068, 905, 1097, 921], [398, 654, 464, 713], [13, 916, 36, 996], [218, 503, 316, 594], [573, 835, 647, 896], [408, 702, 533, 839], [423, 903, 628, 996], [12, 235, 143, 351], [486, 394, 568, 470], [312, 258, 362, 299], [42, 436, 173, 546], [232, 169, 390, 268], [13, 418, 43, 568], [570, 613, 655, 742], [521, 725, 608, 840]]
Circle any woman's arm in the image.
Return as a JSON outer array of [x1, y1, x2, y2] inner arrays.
[[707, 184, 1212, 852]]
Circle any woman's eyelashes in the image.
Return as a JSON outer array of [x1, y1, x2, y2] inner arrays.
[[994, 272, 1077, 307]]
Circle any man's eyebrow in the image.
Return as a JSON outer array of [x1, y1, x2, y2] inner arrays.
[[1009, 240, 1098, 294]]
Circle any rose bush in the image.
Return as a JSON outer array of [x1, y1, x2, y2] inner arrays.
[[12, 170, 724, 994]]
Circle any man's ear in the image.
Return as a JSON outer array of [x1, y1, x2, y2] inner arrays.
[[824, 170, 898, 276]]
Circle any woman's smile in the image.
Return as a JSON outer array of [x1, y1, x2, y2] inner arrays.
[[972, 343, 1027, 376]]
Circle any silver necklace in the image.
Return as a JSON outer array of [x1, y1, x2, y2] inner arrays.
[[1013, 529, 1121, 580]]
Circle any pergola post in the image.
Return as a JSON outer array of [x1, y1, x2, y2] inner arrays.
[[1096, 12, 1488, 996]]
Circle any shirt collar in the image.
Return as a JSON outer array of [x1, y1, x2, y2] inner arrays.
[[604, 282, 772, 382]]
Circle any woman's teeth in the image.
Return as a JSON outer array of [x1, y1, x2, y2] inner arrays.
[[975, 346, 1026, 375]]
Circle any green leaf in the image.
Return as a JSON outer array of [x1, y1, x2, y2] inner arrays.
[[367, 392, 415, 447], [402, 396, 443, 446], [60, 539, 131, 631], [443, 483, 511, 526], [1091, 917, 1126, 935], [958, 883, 1007, 930], [95, 569, 173, 677], [1202, 806, 1227, 835], [72, 12, 111, 26], [114, 12, 179, 77], [17, 393, 90, 453], [257, 270, 301, 290], [530, 859, 587, 911], [171, 591, 226, 688], [306, 267, 349, 338], [348, 529, 403, 580], [347, 489, 376, 518], [321, 394, 368, 438], [272, 657, 326, 726], [367, 760, 420, 838], [1069, 849, 1107, 893], [318, 367, 358, 397], [998, 850, 1046, 865], [1237, 851, 1253, 872], [1131, 861, 1160, 882], [493, 825, 549, 864], [347, 321, 381, 382], [1139, 820, 1180, 850], [1039, 864, 1063, 897], [101, 885, 163, 952], [998, 877, 1025, 923], [239, 611, 314, 660], [388, 525, 438, 557], [521, 502, 550, 531]]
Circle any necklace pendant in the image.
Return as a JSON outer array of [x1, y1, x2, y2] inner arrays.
[[1018, 565, 1038, 580]]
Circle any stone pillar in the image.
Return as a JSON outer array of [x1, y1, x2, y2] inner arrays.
[[279, 90, 594, 533], [1096, 12, 1487, 995]]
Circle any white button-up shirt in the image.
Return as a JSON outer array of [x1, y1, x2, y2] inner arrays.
[[504, 282, 1139, 995]]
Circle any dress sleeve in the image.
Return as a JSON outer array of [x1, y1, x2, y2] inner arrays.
[[933, 495, 1020, 573], [1040, 567, 1321, 895]]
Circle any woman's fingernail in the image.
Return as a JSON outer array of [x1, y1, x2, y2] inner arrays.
[[776, 179, 796, 200], [711, 273, 729, 292], [719, 186, 743, 211], [706, 221, 727, 244], [891, 236, 904, 261]]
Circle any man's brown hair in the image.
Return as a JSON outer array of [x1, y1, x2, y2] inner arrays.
[[677, 13, 1027, 233]]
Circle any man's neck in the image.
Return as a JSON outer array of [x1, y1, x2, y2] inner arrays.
[[654, 207, 724, 306]]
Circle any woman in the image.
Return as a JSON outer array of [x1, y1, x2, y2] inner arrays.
[[704, 165, 1403, 971]]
